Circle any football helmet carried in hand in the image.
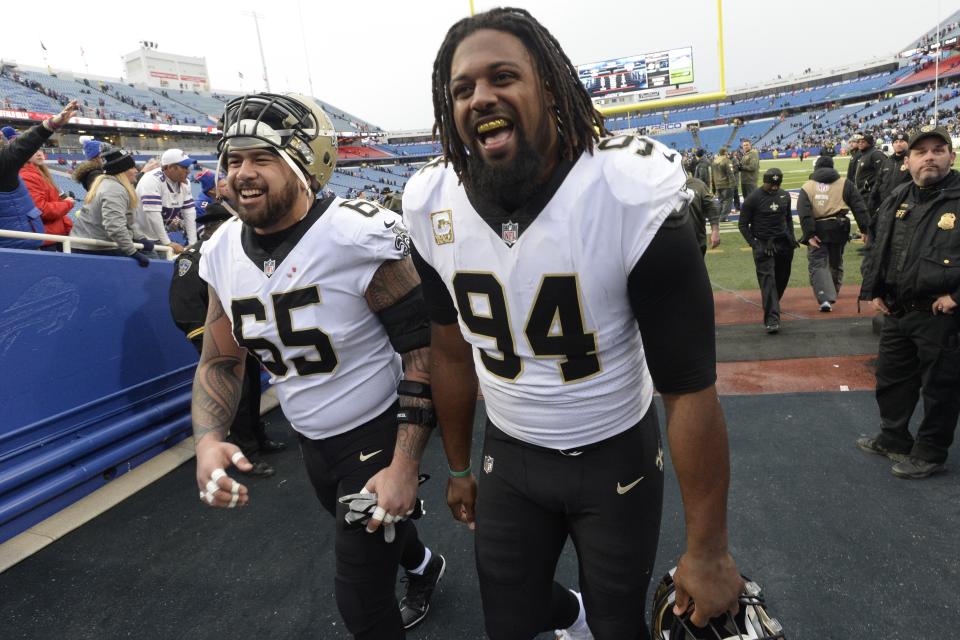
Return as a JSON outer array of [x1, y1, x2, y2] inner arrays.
[[651, 567, 785, 639], [218, 92, 337, 191]]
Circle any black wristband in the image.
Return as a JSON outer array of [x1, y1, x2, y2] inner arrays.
[[398, 380, 432, 399], [397, 407, 437, 429]]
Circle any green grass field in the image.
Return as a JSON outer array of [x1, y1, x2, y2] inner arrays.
[[705, 227, 865, 292], [707, 156, 862, 291]]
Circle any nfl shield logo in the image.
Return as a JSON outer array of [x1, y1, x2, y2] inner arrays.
[[483, 454, 494, 474], [263, 259, 276, 277], [501, 221, 519, 246]]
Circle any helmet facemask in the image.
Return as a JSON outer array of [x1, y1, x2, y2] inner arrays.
[[217, 93, 337, 198]]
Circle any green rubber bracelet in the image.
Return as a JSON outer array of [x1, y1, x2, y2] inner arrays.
[[448, 464, 472, 478]]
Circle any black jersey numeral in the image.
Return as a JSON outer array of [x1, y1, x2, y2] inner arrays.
[[339, 199, 380, 217], [452, 272, 600, 383], [231, 285, 338, 377], [453, 272, 522, 380], [598, 134, 655, 157], [525, 276, 600, 382]]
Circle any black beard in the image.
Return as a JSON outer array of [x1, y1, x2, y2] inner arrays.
[[465, 132, 546, 211], [234, 179, 300, 229]]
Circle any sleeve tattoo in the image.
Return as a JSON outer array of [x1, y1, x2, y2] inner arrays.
[[367, 256, 435, 463], [192, 287, 245, 444]]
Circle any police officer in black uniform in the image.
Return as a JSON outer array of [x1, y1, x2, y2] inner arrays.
[[739, 168, 798, 333], [846, 134, 863, 182], [168, 203, 286, 476], [858, 125, 960, 479], [869, 130, 912, 218], [854, 133, 887, 215]]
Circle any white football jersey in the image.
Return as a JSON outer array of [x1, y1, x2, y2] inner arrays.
[[200, 196, 410, 439], [404, 135, 690, 449]]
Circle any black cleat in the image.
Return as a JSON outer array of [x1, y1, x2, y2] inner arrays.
[[856, 436, 909, 463], [400, 554, 446, 630], [258, 439, 288, 453], [240, 461, 275, 478], [891, 457, 944, 479]]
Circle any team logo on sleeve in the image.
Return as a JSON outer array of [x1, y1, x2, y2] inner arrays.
[[392, 222, 412, 256], [431, 210, 454, 245]]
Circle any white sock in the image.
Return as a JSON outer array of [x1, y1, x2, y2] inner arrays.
[[566, 590, 588, 632], [408, 547, 432, 575]]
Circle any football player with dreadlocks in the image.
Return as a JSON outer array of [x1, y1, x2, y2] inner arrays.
[[191, 93, 446, 638], [403, 8, 743, 639]]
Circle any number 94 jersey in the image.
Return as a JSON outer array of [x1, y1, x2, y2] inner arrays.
[[199, 196, 409, 439], [404, 135, 690, 449]]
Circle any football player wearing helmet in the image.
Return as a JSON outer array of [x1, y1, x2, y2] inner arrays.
[[405, 7, 743, 640], [191, 92, 446, 638], [651, 568, 786, 640]]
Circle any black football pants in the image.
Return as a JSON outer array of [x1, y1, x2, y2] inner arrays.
[[874, 311, 960, 463], [300, 404, 427, 640], [475, 406, 663, 640], [753, 246, 794, 325]]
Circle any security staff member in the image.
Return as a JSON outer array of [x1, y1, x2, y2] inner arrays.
[[797, 155, 870, 311], [869, 130, 912, 217], [739, 168, 797, 333], [684, 175, 721, 256], [740, 139, 760, 200], [854, 133, 886, 212], [846, 134, 863, 181], [168, 203, 284, 476], [858, 125, 960, 480]]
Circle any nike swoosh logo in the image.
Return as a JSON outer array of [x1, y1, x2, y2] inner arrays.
[[616, 477, 644, 495], [359, 449, 383, 462], [383, 220, 396, 229]]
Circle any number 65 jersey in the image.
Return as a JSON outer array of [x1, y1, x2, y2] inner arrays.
[[199, 196, 409, 440], [404, 135, 690, 450]]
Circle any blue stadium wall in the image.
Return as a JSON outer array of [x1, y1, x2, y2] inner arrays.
[[0, 248, 199, 543]]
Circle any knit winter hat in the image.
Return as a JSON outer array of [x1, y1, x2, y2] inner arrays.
[[83, 139, 104, 160], [103, 149, 136, 175]]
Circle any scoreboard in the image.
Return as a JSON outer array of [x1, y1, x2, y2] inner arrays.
[[577, 46, 694, 100]]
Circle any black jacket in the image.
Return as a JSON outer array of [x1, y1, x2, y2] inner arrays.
[[846, 149, 861, 181], [694, 157, 712, 188], [860, 170, 960, 305], [684, 176, 720, 249], [739, 186, 796, 246], [853, 146, 886, 196], [797, 167, 869, 244], [0, 123, 54, 192], [870, 151, 911, 215], [168, 241, 208, 349]]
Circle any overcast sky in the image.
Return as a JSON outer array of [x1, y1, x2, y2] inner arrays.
[[3, 1, 954, 130]]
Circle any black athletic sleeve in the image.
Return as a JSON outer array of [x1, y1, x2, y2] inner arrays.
[[628, 221, 717, 394], [411, 244, 459, 325]]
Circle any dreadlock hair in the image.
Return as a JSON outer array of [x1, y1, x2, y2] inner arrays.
[[431, 6, 608, 180]]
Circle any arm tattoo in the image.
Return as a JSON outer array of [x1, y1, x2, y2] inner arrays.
[[365, 256, 420, 312], [192, 288, 244, 443], [396, 394, 433, 463]]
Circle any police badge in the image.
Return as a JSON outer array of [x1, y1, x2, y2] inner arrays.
[[501, 221, 519, 246], [263, 259, 276, 276], [938, 213, 956, 230]]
